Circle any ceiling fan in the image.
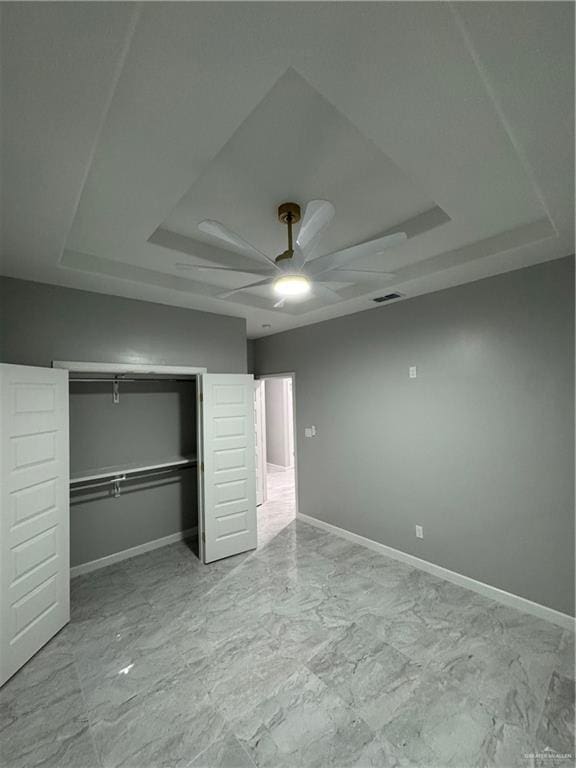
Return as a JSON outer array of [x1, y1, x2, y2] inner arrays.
[[177, 201, 407, 308]]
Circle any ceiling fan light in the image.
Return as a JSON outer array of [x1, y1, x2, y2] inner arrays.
[[273, 274, 311, 298]]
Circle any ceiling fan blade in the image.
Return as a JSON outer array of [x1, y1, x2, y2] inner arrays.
[[175, 263, 271, 276], [313, 284, 342, 304], [199, 220, 279, 270], [306, 231, 407, 277], [296, 200, 335, 256], [218, 276, 275, 299]]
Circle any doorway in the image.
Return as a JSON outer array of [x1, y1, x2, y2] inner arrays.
[[254, 374, 297, 546]]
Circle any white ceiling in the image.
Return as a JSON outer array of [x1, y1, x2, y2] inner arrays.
[[1, 2, 573, 338]]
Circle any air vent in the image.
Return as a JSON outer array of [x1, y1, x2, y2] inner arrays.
[[372, 293, 403, 303]]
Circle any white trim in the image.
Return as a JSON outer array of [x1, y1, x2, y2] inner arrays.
[[297, 512, 575, 631], [256, 372, 294, 379], [282, 378, 295, 469], [53, 361, 207, 375], [254, 380, 267, 506], [70, 527, 197, 578]]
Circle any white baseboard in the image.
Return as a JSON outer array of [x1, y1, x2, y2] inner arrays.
[[297, 513, 574, 632], [70, 527, 197, 578]]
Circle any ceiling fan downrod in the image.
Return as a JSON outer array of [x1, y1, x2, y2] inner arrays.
[[275, 202, 301, 264]]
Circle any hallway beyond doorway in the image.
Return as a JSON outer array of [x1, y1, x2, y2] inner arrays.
[[258, 464, 296, 548]]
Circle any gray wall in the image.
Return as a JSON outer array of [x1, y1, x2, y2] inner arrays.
[[247, 339, 255, 374], [69, 380, 197, 567], [0, 277, 247, 566], [265, 378, 291, 467], [253, 258, 575, 615], [0, 277, 247, 371]]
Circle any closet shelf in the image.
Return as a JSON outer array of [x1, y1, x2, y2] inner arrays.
[[70, 455, 197, 486]]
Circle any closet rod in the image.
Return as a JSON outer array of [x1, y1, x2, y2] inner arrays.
[[70, 462, 197, 493]]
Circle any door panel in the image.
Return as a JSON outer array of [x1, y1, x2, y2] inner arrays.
[[0, 364, 69, 687], [200, 374, 257, 563]]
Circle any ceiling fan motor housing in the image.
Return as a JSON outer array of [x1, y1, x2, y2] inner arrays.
[[277, 202, 301, 224]]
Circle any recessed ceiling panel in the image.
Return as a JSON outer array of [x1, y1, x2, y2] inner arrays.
[[159, 68, 443, 261]]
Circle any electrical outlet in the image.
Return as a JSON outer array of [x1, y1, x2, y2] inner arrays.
[[409, 366, 417, 379], [415, 525, 424, 539], [311, 425, 317, 436]]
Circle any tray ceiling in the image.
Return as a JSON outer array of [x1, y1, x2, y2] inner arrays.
[[1, 2, 573, 337]]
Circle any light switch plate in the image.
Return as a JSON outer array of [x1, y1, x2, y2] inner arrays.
[[409, 366, 417, 379], [305, 427, 313, 438]]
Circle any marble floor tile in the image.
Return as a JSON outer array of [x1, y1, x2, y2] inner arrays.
[[189, 730, 256, 768], [313, 533, 364, 561], [3, 466, 572, 768], [402, 570, 494, 622], [260, 612, 341, 663], [269, 579, 355, 635], [379, 674, 498, 766], [138, 563, 207, 605], [336, 545, 415, 589], [70, 567, 146, 623], [90, 668, 224, 768], [556, 631, 576, 681], [466, 603, 565, 658], [191, 630, 302, 724], [428, 636, 556, 735], [477, 720, 540, 768], [0, 639, 94, 768], [257, 465, 296, 548], [0, 639, 81, 731], [325, 568, 410, 619], [76, 612, 191, 720], [307, 623, 424, 731], [535, 672, 576, 755], [66, 600, 155, 661], [351, 735, 433, 768], [0, 724, 100, 768], [354, 607, 465, 667], [230, 666, 375, 768]]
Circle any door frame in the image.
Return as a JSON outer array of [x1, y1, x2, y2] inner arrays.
[[52, 360, 207, 561], [255, 372, 299, 518], [52, 361, 207, 376], [282, 378, 294, 469], [254, 379, 267, 506]]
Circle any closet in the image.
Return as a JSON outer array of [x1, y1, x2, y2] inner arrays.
[[0, 361, 256, 687], [68, 373, 199, 568]]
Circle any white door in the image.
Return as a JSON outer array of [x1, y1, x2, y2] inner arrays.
[[0, 364, 69, 687], [198, 374, 257, 563], [254, 380, 267, 506]]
